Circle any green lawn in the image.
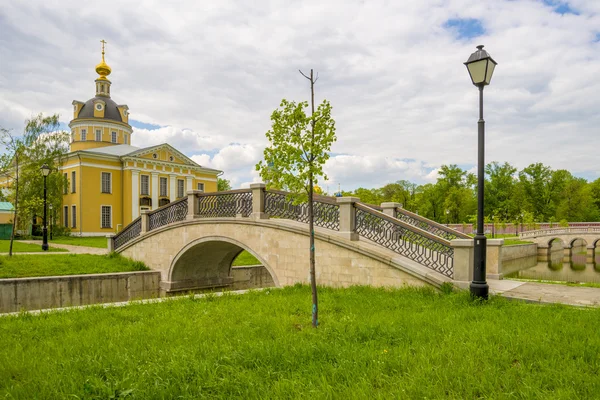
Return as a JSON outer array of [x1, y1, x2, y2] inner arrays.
[[232, 250, 261, 266], [0, 253, 148, 279], [0, 285, 599, 398], [50, 236, 108, 248], [467, 233, 532, 246], [0, 240, 66, 253]]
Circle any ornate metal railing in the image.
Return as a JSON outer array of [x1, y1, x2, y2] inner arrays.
[[359, 203, 469, 241], [354, 203, 454, 278], [113, 216, 142, 250], [265, 190, 340, 231], [148, 197, 188, 231], [520, 226, 600, 238], [394, 208, 470, 240], [196, 189, 253, 218]]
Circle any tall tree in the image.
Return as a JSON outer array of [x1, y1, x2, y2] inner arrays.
[[256, 70, 336, 328], [0, 114, 69, 255], [485, 161, 517, 221]]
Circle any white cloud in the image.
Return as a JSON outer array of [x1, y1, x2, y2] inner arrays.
[[2, 0, 600, 190]]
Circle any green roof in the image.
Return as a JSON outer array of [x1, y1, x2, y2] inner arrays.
[[0, 202, 14, 212]]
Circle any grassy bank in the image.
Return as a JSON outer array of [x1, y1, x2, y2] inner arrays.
[[0, 253, 148, 279], [0, 285, 599, 398], [232, 250, 260, 266], [50, 236, 108, 248], [0, 240, 66, 253]]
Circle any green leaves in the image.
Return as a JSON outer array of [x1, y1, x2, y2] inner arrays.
[[256, 99, 336, 197]]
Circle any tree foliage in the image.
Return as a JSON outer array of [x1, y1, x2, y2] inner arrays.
[[0, 114, 69, 255], [341, 161, 600, 225], [217, 177, 232, 191]]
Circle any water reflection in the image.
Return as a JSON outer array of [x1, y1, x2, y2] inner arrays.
[[509, 254, 600, 284]]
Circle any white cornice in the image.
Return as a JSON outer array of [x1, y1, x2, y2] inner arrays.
[[69, 119, 132, 132]]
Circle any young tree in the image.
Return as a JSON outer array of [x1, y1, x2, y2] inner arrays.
[[0, 114, 69, 255], [256, 69, 336, 328]]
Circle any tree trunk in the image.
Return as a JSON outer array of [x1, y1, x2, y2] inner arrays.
[[308, 69, 318, 328], [9, 156, 18, 257]]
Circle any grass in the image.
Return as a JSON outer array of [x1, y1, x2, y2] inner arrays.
[[0, 285, 599, 398], [0, 253, 148, 279], [49, 236, 108, 248], [232, 250, 261, 266], [0, 240, 66, 253]]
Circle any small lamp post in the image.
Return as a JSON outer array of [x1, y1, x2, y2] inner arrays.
[[464, 45, 497, 300], [40, 164, 51, 251]]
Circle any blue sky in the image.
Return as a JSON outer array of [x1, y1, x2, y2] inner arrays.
[[1, 0, 600, 190]]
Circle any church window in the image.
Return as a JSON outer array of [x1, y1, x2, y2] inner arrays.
[[71, 171, 76, 193], [101, 206, 112, 228], [81, 129, 87, 141], [124, 134, 128, 144], [101, 172, 111, 194], [111, 131, 117, 143], [197, 182, 205, 192], [169, 156, 174, 162], [140, 175, 149, 195], [177, 179, 184, 198], [63, 173, 68, 194], [64, 206, 68, 228], [71, 205, 77, 228], [96, 129, 102, 141], [160, 177, 167, 197], [152, 153, 158, 159]]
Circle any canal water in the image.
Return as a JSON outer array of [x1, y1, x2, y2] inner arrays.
[[507, 240, 600, 284]]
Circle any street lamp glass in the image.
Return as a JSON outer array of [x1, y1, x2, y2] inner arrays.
[[40, 164, 51, 177], [464, 45, 497, 86]]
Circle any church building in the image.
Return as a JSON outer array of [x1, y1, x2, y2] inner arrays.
[[61, 43, 220, 235]]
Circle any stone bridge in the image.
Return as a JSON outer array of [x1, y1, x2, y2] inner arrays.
[[519, 227, 600, 263], [111, 185, 477, 294]]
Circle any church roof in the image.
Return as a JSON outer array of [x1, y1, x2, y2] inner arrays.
[[76, 97, 123, 122]]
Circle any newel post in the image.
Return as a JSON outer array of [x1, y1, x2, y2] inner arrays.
[[250, 183, 268, 220], [381, 202, 402, 218], [337, 197, 359, 241], [106, 234, 115, 252], [450, 239, 474, 282], [140, 210, 150, 234], [186, 190, 200, 220]]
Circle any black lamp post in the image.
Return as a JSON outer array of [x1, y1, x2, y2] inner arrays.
[[40, 164, 51, 251], [464, 45, 497, 300], [49, 204, 53, 240]]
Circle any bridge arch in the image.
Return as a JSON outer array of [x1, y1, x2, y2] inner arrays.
[[167, 236, 280, 292], [569, 237, 588, 248]]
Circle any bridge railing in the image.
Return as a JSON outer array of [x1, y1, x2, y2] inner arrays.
[[520, 226, 600, 238], [148, 197, 188, 231], [354, 203, 454, 278], [112, 216, 142, 250], [265, 190, 340, 231], [196, 189, 253, 218]]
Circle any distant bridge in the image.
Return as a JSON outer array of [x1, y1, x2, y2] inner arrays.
[[111, 185, 475, 293], [520, 227, 600, 262]]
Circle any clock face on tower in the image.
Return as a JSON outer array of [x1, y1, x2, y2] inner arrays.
[[95, 103, 104, 111]]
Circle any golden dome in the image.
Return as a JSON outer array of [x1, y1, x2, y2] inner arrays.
[[95, 39, 112, 80]]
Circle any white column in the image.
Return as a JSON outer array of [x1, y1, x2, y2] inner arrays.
[[169, 174, 177, 202], [151, 172, 159, 210], [131, 170, 140, 219], [186, 176, 194, 193]]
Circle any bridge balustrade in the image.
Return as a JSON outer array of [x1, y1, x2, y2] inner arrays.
[[264, 190, 340, 231]]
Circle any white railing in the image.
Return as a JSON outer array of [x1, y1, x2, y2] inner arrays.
[[519, 226, 600, 238]]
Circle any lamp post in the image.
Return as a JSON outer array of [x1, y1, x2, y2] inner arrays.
[[491, 215, 495, 238], [464, 45, 497, 300], [40, 164, 51, 251], [48, 204, 53, 240]]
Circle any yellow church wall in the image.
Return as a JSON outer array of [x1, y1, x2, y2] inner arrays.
[[79, 165, 123, 235], [60, 164, 82, 234], [122, 169, 132, 227]]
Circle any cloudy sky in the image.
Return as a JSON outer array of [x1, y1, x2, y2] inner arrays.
[[1, 0, 599, 191]]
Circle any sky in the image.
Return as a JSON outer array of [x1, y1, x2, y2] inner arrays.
[[1, 0, 599, 191]]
